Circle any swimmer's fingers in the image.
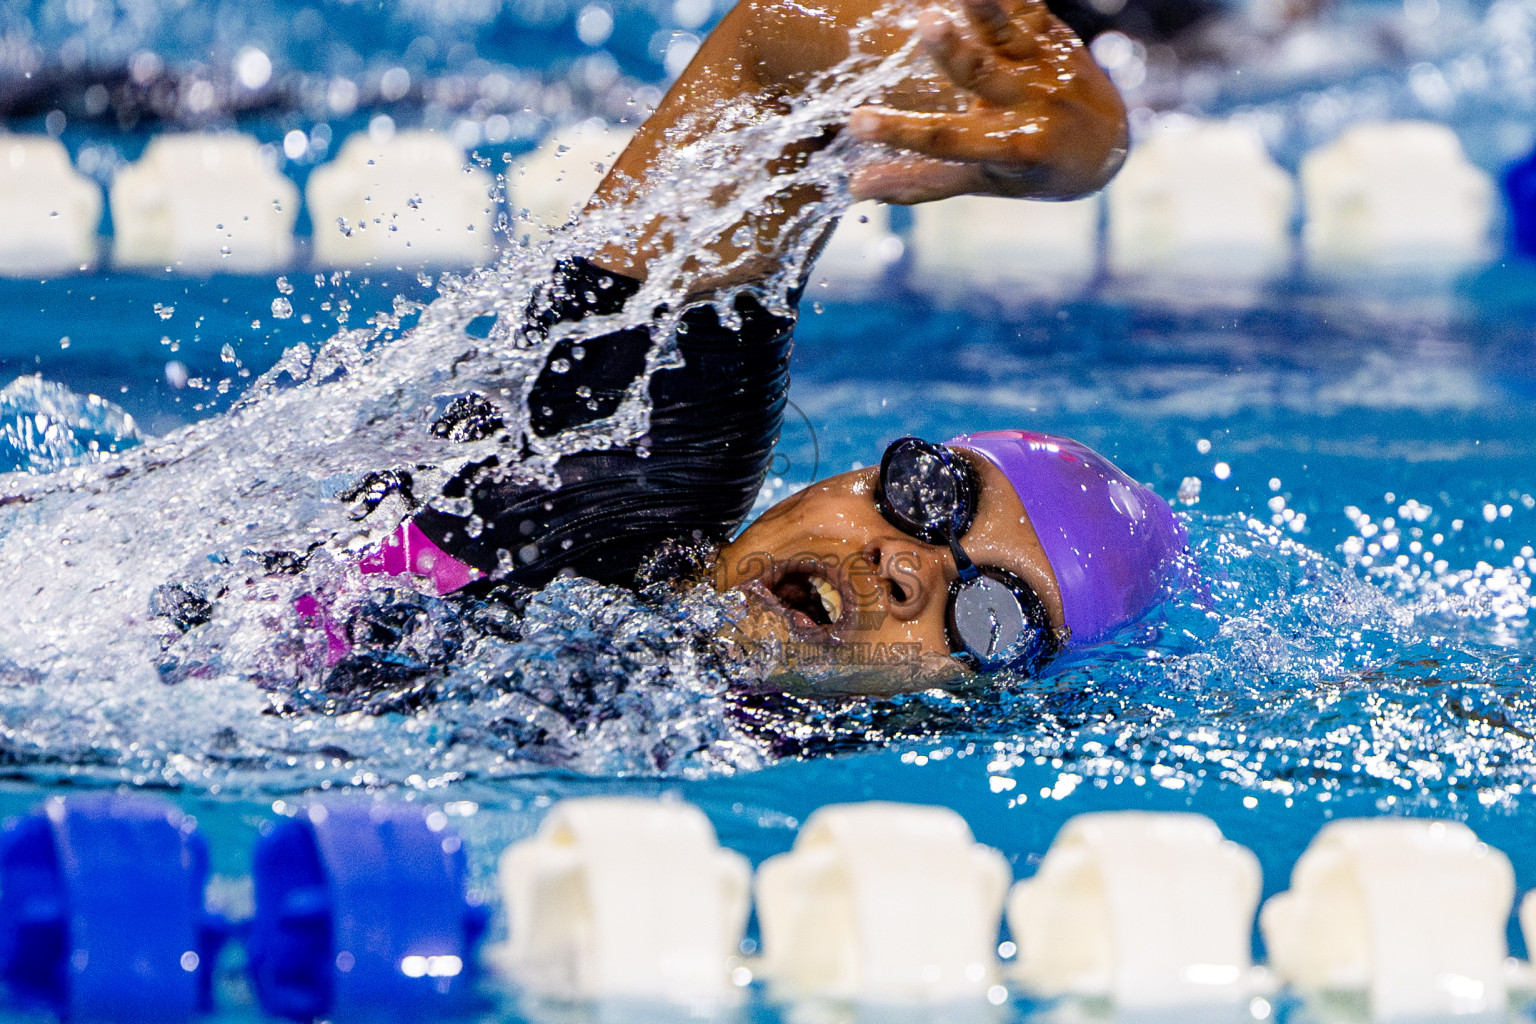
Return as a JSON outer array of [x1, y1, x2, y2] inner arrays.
[[848, 106, 1057, 172], [916, 8, 1035, 105], [855, 0, 1127, 199], [850, 155, 1048, 203], [952, 0, 1048, 61], [849, 156, 990, 204]]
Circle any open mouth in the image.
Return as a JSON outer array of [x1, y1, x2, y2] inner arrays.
[[770, 570, 844, 629], [736, 563, 851, 642]]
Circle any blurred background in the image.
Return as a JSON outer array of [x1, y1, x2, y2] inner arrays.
[[4, 0, 1536, 437]]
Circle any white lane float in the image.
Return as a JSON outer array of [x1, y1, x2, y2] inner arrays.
[[506, 119, 635, 239], [1300, 121, 1495, 274], [496, 797, 751, 1003], [306, 130, 496, 268], [1523, 891, 1536, 980], [1260, 818, 1515, 1019], [109, 133, 298, 273], [0, 135, 103, 276], [908, 193, 1100, 299], [1107, 117, 1294, 281], [1007, 812, 1262, 1009], [755, 802, 1010, 1004]]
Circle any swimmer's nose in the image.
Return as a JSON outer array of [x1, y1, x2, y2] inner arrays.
[[862, 538, 943, 622]]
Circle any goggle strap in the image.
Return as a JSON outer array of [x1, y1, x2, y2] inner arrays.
[[948, 535, 979, 582]]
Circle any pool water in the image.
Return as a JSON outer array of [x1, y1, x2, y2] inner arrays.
[[4, 0, 1536, 1016], [3, 259, 1535, 997]]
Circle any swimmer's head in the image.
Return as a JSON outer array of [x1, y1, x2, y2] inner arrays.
[[945, 430, 1188, 645], [717, 429, 1187, 688]]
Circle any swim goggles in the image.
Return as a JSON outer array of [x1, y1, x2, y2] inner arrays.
[[874, 436, 1059, 673]]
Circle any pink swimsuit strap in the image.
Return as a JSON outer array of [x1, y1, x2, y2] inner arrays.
[[358, 520, 481, 596]]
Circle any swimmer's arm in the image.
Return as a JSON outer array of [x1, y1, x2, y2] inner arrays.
[[750, 0, 1128, 204], [588, 0, 1127, 284]]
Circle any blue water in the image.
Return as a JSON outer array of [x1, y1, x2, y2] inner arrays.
[[3, 264, 1534, 961], [5, 0, 1536, 1017]]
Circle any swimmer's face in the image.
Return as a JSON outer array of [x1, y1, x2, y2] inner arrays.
[[716, 451, 1064, 690]]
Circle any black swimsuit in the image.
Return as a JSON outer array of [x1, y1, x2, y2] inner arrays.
[[411, 258, 797, 588]]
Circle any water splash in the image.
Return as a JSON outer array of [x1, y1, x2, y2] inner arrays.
[[0, 11, 927, 787], [865, 513, 1536, 815], [0, 375, 142, 474], [1, 4, 1532, 805]]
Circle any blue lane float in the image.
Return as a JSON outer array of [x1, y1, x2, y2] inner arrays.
[[6, 794, 1536, 1021], [1503, 144, 1536, 259], [0, 794, 224, 1022], [248, 802, 489, 1021]]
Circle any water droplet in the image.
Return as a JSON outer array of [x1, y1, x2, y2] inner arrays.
[[549, 358, 570, 374], [154, 303, 175, 320]]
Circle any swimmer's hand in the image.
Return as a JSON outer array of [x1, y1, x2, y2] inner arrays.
[[589, 0, 1126, 284], [846, 0, 1128, 204]]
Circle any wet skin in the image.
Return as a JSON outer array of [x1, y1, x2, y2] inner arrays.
[[588, 0, 1129, 291], [715, 451, 1065, 671], [567, 0, 1124, 672]]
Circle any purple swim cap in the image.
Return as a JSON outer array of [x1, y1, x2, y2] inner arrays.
[[948, 430, 1188, 645]]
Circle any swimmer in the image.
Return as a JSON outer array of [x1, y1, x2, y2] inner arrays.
[[357, 0, 1186, 685]]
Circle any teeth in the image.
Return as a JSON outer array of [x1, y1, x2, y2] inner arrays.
[[810, 575, 842, 623]]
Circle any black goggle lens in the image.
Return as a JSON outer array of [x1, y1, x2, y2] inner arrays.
[[878, 436, 1058, 674], [878, 439, 974, 544], [950, 574, 1030, 662]]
